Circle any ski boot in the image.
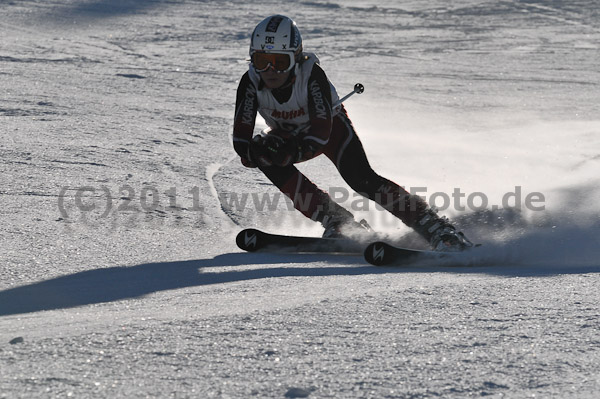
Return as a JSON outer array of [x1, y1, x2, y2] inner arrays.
[[415, 209, 474, 252]]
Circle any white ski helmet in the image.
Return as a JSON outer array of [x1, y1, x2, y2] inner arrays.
[[249, 15, 303, 73]]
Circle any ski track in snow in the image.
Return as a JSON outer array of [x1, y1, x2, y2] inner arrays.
[[1, 1, 599, 398], [206, 158, 240, 229]]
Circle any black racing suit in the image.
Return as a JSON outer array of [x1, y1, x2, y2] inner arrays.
[[233, 62, 430, 230]]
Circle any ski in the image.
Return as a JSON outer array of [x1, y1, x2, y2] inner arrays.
[[364, 241, 466, 266], [236, 228, 365, 254]]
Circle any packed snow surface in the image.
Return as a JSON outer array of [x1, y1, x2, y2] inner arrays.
[[1, 1, 599, 398]]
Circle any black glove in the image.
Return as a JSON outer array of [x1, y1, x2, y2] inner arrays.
[[233, 140, 257, 168], [250, 133, 299, 167], [297, 139, 322, 162]]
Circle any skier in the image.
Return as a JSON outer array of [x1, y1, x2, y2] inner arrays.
[[233, 15, 473, 251]]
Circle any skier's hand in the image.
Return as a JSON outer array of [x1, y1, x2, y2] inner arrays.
[[240, 157, 257, 168], [264, 134, 299, 167], [249, 135, 272, 167], [297, 139, 323, 162], [250, 133, 299, 167], [234, 140, 258, 168]]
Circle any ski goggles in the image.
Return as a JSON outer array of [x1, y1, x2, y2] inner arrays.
[[251, 51, 295, 73]]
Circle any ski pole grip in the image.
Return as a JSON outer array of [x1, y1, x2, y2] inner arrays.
[[334, 83, 364, 108]]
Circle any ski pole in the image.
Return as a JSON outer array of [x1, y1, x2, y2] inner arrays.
[[333, 83, 364, 108]]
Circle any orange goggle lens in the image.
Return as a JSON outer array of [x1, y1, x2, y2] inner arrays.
[[251, 52, 293, 73]]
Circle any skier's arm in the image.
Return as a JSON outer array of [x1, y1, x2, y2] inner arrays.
[[300, 63, 333, 161], [233, 72, 259, 166]]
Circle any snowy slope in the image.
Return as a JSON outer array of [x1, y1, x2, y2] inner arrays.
[[1, 1, 599, 398]]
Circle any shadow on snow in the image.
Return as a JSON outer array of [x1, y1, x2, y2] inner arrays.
[[0, 252, 599, 316], [0, 253, 364, 316]]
